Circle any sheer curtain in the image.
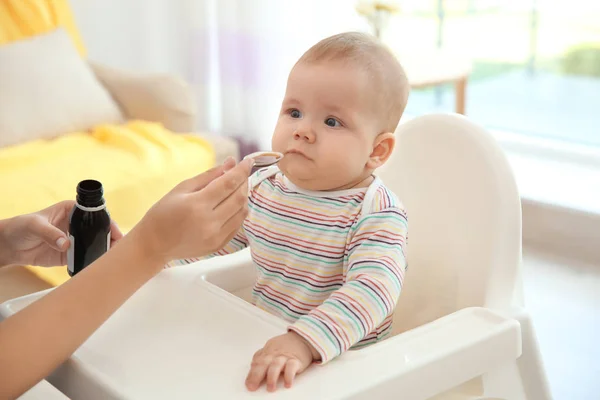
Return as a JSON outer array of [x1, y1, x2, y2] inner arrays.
[[184, 0, 365, 150], [72, 0, 366, 150]]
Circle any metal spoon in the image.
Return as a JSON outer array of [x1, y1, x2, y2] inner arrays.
[[243, 151, 284, 168]]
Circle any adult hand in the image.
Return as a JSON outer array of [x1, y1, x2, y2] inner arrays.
[[132, 156, 254, 264], [0, 201, 122, 268]]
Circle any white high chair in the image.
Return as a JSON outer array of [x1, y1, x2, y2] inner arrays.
[[202, 113, 553, 399], [377, 113, 553, 399]]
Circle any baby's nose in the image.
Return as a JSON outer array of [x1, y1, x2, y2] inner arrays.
[[294, 129, 315, 143]]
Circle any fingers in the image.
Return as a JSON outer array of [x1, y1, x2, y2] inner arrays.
[[180, 165, 224, 193], [213, 181, 249, 227], [195, 158, 254, 209], [283, 359, 302, 388], [177, 157, 236, 193], [266, 356, 287, 392], [245, 353, 301, 392], [213, 206, 248, 251], [109, 220, 124, 243], [246, 353, 270, 392], [47, 200, 75, 234], [222, 156, 236, 171], [41, 200, 75, 216], [29, 216, 69, 251]]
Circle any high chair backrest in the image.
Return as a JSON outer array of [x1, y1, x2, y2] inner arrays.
[[377, 114, 522, 335]]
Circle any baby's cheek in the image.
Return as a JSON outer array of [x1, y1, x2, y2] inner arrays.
[[271, 124, 289, 152], [276, 158, 290, 175], [271, 137, 284, 153], [323, 154, 355, 178], [324, 145, 348, 162]]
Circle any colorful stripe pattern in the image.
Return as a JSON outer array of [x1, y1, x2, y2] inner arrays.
[[169, 168, 408, 363]]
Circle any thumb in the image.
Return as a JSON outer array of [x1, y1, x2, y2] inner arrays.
[[31, 217, 70, 251], [179, 157, 237, 193]]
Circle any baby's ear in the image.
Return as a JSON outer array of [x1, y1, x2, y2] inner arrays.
[[367, 132, 395, 169]]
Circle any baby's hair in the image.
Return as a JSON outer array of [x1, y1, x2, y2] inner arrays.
[[296, 32, 409, 133]]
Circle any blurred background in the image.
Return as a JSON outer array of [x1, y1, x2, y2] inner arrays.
[[69, 0, 600, 149], [0, 1, 599, 399]]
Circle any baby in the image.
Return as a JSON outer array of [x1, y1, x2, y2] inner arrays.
[[170, 32, 409, 392]]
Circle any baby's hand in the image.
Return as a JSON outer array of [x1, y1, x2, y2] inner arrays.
[[245, 331, 320, 392]]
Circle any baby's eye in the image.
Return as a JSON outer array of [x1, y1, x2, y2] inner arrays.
[[290, 109, 302, 118], [325, 117, 341, 127]]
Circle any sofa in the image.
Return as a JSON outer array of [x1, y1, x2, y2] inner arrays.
[[0, 1, 239, 289]]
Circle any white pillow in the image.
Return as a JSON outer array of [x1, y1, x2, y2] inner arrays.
[[0, 28, 124, 148]]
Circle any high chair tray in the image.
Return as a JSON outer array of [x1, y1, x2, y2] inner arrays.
[[0, 260, 520, 400]]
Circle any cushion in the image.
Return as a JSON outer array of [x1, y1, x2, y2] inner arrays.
[[90, 62, 197, 133], [0, 28, 124, 148]]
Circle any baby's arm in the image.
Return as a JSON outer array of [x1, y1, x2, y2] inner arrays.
[[290, 206, 408, 363], [245, 207, 407, 391]]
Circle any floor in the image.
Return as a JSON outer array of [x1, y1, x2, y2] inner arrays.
[[0, 248, 598, 399], [522, 248, 600, 400]]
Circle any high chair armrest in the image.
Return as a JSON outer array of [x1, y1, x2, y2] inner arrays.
[[293, 307, 522, 400], [195, 248, 256, 293], [189, 252, 523, 399]]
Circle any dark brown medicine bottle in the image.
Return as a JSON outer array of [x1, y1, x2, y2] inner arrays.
[[67, 180, 111, 277]]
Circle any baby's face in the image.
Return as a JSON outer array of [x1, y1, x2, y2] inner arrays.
[[272, 61, 380, 191]]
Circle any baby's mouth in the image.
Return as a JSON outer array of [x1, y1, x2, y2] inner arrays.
[[285, 149, 310, 159]]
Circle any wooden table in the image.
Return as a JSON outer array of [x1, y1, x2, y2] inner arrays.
[[395, 48, 472, 114]]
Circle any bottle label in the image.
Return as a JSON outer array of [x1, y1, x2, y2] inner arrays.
[[67, 234, 75, 274]]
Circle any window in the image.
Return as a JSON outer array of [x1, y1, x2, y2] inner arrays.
[[384, 0, 600, 148]]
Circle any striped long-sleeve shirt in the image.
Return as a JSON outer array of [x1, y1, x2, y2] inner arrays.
[[169, 166, 408, 363]]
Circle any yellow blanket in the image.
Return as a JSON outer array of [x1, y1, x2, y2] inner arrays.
[[0, 0, 85, 55], [0, 121, 215, 284]]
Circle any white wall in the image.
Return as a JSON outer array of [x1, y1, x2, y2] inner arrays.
[[69, 0, 190, 76], [70, 0, 366, 76]]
